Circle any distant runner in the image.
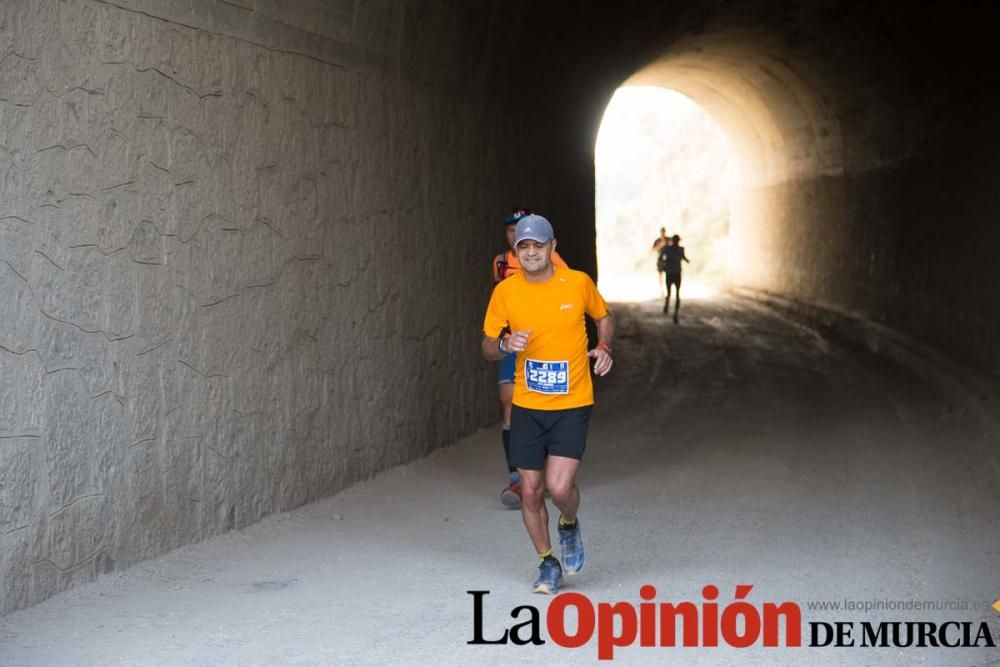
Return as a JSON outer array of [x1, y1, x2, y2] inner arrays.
[[652, 227, 670, 297], [482, 214, 614, 594], [662, 234, 690, 323]]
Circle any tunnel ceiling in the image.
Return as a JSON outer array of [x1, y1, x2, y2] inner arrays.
[[625, 29, 848, 186], [519, 0, 990, 188]]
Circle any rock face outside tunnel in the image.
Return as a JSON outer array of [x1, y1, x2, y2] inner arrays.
[[2, 0, 999, 614]]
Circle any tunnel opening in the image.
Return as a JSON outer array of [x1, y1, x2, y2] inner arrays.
[[606, 29, 851, 309], [595, 86, 736, 302]]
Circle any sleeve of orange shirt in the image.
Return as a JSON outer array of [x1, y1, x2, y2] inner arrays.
[[582, 273, 609, 320], [483, 285, 510, 338]]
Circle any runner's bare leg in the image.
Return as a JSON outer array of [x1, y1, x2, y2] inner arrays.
[[519, 456, 580, 554], [519, 468, 551, 554], [545, 456, 580, 523]]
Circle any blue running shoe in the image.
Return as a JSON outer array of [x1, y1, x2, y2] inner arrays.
[[559, 521, 586, 574], [532, 558, 562, 595]]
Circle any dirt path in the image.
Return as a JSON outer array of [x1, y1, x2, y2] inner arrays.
[[3, 297, 999, 666]]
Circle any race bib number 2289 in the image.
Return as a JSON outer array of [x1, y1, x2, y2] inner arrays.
[[524, 359, 569, 394]]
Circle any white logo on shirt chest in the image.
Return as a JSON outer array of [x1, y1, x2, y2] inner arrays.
[[559, 304, 573, 310]]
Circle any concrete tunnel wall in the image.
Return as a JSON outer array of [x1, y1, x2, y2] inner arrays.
[[0, 0, 571, 614], [4, 0, 1000, 615]]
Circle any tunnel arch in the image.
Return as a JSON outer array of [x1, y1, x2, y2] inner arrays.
[[624, 31, 846, 188], [569, 0, 1000, 371], [599, 1, 940, 185], [613, 27, 853, 287], [573, 1, 973, 311]]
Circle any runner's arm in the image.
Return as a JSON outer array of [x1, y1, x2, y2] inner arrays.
[[595, 314, 614, 350], [492, 253, 504, 282], [482, 285, 510, 360], [588, 314, 615, 376], [481, 333, 507, 361], [483, 329, 529, 361]]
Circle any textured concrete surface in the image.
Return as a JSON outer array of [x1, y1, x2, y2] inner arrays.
[[0, 0, 533, 614], [2, 297, 998, 665]]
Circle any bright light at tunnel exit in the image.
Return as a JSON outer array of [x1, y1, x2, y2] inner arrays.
[[595, 87, 736, 302]]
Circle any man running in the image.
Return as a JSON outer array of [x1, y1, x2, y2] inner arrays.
[[481, 214, 614, 594], [491, 209, 567, 509], [662, 234, 690, 323]]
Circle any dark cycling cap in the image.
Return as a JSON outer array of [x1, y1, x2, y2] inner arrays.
[[504, 208, 532, 224]]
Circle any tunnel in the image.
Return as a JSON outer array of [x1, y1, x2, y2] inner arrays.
[[3, 0, 1000, 663]]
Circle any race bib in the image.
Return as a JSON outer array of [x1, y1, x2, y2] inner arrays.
[[524, 359, 569, 394]]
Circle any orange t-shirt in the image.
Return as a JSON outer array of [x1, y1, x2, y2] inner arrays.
[[493, 249, 568, 282], [483, 264, 609, 410]]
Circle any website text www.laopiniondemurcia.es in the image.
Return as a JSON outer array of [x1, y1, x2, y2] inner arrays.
[[467, 585, 998, 660]]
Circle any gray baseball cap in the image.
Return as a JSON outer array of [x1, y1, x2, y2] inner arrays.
[[514, 214, 554, 245]]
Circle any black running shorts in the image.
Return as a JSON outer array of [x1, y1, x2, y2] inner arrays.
[[509, 405, 593, 470]]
